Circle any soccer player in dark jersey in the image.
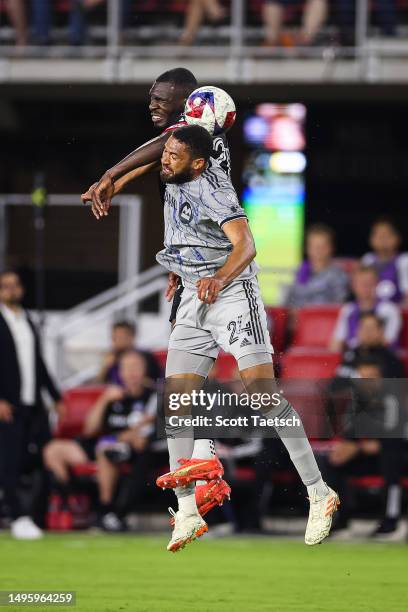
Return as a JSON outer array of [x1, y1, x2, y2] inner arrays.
[[81, 67, 231, 522], [82, 67, 230, 218]]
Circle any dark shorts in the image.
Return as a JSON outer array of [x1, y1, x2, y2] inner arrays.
[[169, 283, 184, 323], [75, 436, 97, 461]]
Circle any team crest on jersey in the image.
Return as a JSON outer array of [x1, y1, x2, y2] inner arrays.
[[179, 201, 193, 225]]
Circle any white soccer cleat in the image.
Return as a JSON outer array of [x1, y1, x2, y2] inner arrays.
[[305, 485, 340, 546], [11, 516, 43, 540], [166, 508, 208, 553]]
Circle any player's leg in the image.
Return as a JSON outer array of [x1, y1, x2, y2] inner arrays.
[[239, 359, 339, 544], [162, 364, 211, 552], [213, 278, 339, 545], [160, 351, 231, 511], [160, 288, 231, 550], [169, 282, 220, 487]]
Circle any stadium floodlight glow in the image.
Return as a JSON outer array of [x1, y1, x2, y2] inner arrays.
[[269, 152, 307, 174]]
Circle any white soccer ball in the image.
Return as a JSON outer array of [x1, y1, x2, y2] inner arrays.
[[184, 86, 236, 136]]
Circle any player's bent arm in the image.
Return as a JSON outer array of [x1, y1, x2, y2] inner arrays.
[[214, 218, 257, 286], [89, 133, 171, 215], [82, 162, 159, 204], [105, 132, 171, 182], [112, 161, 160, 195], [196, 219, 256, 304]]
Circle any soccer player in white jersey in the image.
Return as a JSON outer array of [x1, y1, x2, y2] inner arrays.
[[154, 125, 339, 552], [82, 68, 231, 523]]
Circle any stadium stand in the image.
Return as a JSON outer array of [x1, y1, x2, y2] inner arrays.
[[292, 305, 341, 350]]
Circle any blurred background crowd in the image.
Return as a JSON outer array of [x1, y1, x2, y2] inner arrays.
[[1, 214, 408, 541], [1, 0, 407, 50]]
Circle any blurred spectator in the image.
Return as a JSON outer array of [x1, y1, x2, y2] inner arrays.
[[0, 270, 64, 539], [96, 321, 161, 386], [262, 0, 327, 47], [5, 0, 28, 47], [336, 0, 397, 46], [285, 223, 349, 308], [32, 0, 131, 45], [178, 0, 226, 46], [320, 356, 406, 540], [330, 266, 401, 352], [44, 350, 157, 532], [336, 313, 405, 379], [362, 217, 408, 305]]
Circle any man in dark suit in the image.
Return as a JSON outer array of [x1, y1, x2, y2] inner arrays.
[[0, 270, 64, 539]]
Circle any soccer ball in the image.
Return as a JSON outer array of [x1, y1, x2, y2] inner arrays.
[[184, 86, 236, 136]]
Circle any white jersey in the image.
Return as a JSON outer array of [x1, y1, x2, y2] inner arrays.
[[156, 158, 259, 288]]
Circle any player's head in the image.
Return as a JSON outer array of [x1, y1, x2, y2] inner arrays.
[[112, 321, 136, 354], [351, 265, 378, 302], [369, 217, 401, 257], [357, 312, 385, 348], [119, 350, 147, 392], [160, 125, 213, 185], [149, 68, 198, 129], [0, 269, 24, 307], [305, 223, 335, 264]]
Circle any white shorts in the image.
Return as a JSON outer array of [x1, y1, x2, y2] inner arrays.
[[168, 277, 273, 362]]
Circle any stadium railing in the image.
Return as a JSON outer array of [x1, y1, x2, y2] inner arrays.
[[1, 0, 408, 82]]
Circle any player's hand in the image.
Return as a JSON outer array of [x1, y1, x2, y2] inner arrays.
[[91, 174, 115, 220], [103, 385, 124, 403], [81, 182, 98, 204], [165, 273, 180, 302], [0, 400, 13, 422], [196, 277, 224, 304]]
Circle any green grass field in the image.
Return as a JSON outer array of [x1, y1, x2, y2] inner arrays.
[[1, 533, 407, 612]]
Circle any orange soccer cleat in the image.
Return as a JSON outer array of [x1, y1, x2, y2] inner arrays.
[[196, 478, 231, 517], [169, 479, 231, 526], [156, 456, 224, 489]]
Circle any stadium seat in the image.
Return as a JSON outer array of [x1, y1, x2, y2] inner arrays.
[[265, 306, 289, 354], [153, 350, 168, 372], [55, 386, 106, 439], [333, 257, 358, 275], [292, 305, 341, 349], [400, 308, 408, 349], [281, 350, 341, 379]]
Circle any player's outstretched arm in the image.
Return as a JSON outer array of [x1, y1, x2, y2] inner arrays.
[[84, 133, 171, 219], [82, 161, 160, 220], [196, 219, 256, 304]]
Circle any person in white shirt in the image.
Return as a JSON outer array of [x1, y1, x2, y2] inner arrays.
[[0, 270, 65, 540]]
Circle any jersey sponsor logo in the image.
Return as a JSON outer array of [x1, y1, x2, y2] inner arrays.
[[179, 201, 193, 225]]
